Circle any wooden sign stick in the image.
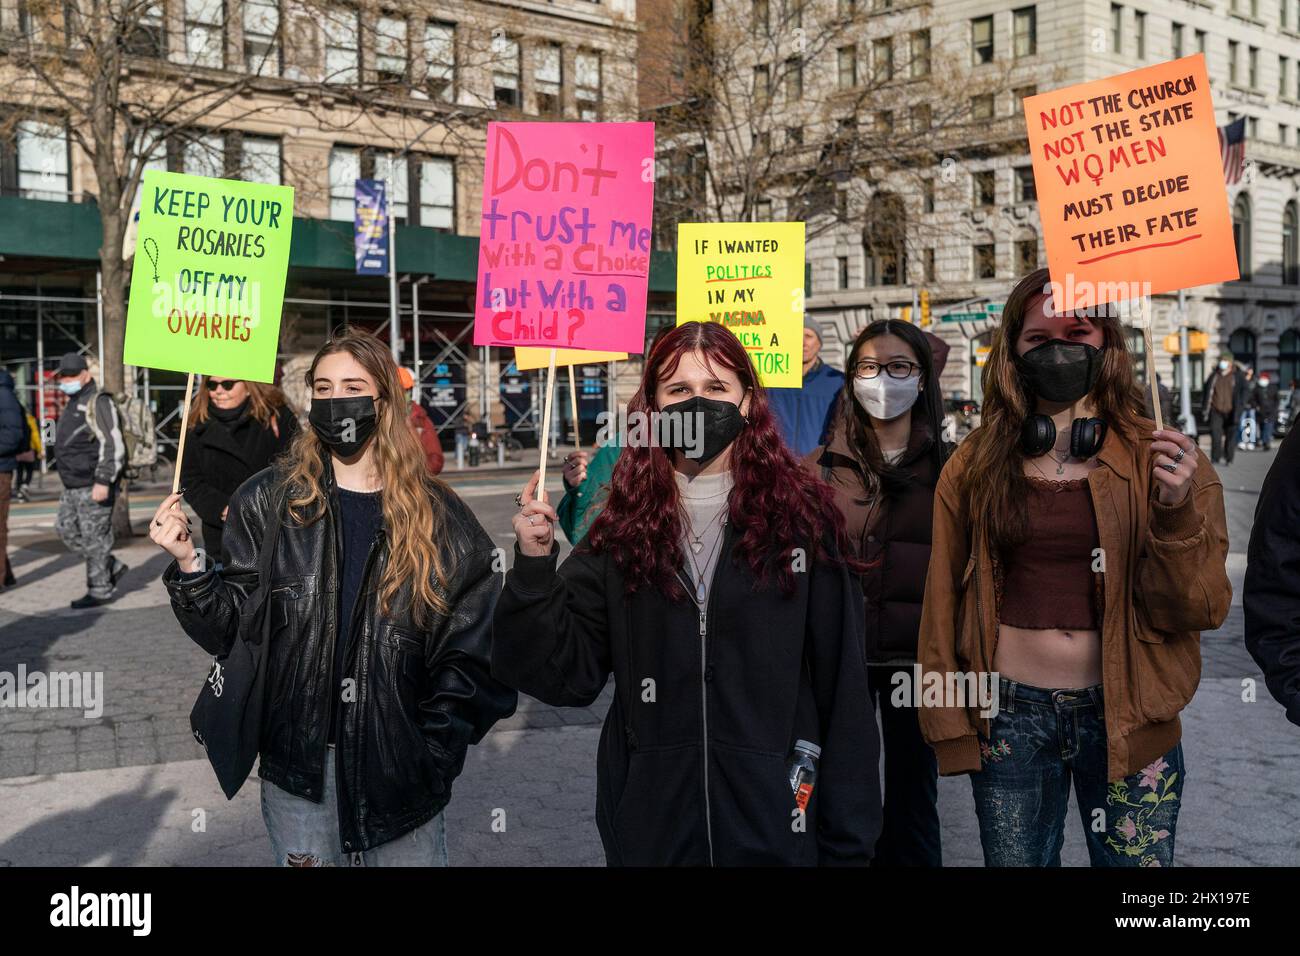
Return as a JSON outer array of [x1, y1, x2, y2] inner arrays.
[[172, 372, 196, 494], [537, 349, 558, 503], [567, 364, 580, 452], [1140, 297, 1164, 431]]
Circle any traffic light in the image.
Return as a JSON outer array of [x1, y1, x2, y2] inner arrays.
[[920, 290, 931, 327], [1162, 331, 1210, 355]]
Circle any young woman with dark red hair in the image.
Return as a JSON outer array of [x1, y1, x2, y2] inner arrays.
[[493, 320, 882, 866]]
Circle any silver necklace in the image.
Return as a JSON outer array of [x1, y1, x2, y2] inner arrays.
[[682, 501, 729, 555], [683, 514, 727, 604]]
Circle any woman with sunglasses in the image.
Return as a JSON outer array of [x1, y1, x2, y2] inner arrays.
[[182, 376, 300, 565], [804, 320, 950, 867], [494, 320, 881, 866]]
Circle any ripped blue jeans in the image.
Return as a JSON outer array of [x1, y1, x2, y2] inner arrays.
[[969, 678, 1184, 867], [260, 745, 448, 867]]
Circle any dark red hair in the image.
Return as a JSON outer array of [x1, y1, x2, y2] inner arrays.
[[583, 320, 855, 599]]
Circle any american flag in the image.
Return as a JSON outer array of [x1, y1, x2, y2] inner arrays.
[[1219, 117, 1247, 185]]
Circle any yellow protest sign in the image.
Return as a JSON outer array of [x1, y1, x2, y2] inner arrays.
[[514, 347, 628, 371], [675, 222, 805, 387]]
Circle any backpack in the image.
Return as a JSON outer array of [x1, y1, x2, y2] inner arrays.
[[85, 390, 158, 477]]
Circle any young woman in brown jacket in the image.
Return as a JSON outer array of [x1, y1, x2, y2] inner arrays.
[[918, 269, 1231, 867]]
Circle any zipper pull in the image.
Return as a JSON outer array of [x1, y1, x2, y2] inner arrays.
[[624, 724, 638, 750], [699, 609, 707, 637]]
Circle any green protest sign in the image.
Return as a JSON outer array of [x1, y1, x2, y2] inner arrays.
[[123, 170, 294, 383]]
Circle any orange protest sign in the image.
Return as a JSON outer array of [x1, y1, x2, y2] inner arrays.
[[1024, 54, 1238, 313]]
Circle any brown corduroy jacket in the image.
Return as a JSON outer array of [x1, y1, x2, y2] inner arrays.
[[917, 419, 1232, 781]]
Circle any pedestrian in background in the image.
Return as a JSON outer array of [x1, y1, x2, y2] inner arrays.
[[1201, 350, 1247, 466], [1244, 422, 1300, 726], [768, 316, 844, 457], [152, 330, 515, 866], [495, 320, 881, 866], [52, 352, 128, 608], [805, 320, 950, 867], [14, 403, 39, 503], [397, 367, 444, 475], [0, 367, 27, 588], [920, 269, 1230, 867], [1251, 370, 1280, 452], [181, 376, 299, 565]]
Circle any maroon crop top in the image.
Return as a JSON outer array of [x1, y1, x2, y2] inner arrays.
[[998, 476, 1102, 630]]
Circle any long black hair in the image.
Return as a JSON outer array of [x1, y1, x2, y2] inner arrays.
[[833, 319, 948, 496]]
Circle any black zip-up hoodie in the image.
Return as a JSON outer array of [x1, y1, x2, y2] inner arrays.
[[493, 527, 882, 866]]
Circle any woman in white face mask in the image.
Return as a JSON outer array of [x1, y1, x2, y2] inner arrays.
[[803, 319, 952, 867]]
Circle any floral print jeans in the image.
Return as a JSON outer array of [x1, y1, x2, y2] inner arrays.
[[970, 678, 1184, 867]]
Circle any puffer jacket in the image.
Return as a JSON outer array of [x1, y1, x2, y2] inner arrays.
[[163, 465, 517, 852], [918, 418, 1231, 781]]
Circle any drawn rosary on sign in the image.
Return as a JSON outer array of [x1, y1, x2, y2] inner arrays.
[[143, 237, 160, 282]]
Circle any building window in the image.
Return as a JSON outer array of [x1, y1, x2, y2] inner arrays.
[[1014, 84, 1038, 102], [787, 126, 803, 147], [864, 192, 905, 286], [1172, 23, 1184, 59], [1248, 116, 1259, 138], [239, 135, 281, 184], [424, 22, 455, 102], [752, 0, 769, 34], [1016, 237, 1038, 272], [755, 199, 773, 221], [872, 38, 892, 82], [417, 156, 454, 230], [911, 103, 931, 132], [971, 15, 993, 65], [1110, 4, 1122, 54], [1229, 41, 1240, 84], [1015, 166, 1036, 202], [15, 120, 69, 201], [971, 93, 994, 120], [536, 43, 563, 115], [493, 34, 521, 108], [922, 177, 934, 213], [1233, 192, 1252, 279], [126, 2, 166, 57], [1281, 124, 1290, 145], [576, 51, 601, 120], [754, 129, 771, 153], [1013, 6, 1036, 58], [973, 170, 995, 206], [182, 131, 226, 179], [1279, 328, 1300, 387], [324, 8, 360, 84], [1196, 29, 1207, 57], [785, 58, 803, 102], [1283, 57, 1291, 99], [837, 256, 849, 289], [1135, 11, 1146, 58], [1248, 46, 1259, 89], [1283, 201, 1299, 285], [375, 14, 409, 84], [753, 63, 770, 108], [923, 248, 935, 282], [876, 110, 893, 134], [837, 0, 855, 19], [1229, 328, 1257, 371], [974, 243, 996, 279], [185, 0, 224, 68], [837, 46, 857, 89], [243, 0, 280, 76], [372, 150, 409, 221], [329, 146, 361, 221], [910, 30, 930, 77]]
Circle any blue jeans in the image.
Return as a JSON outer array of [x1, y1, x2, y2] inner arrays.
[[260, 746, 449, 866], [970, 678, 1184, 867]]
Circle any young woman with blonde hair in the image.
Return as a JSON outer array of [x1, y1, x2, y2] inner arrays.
[[151, 329, 516, 866]]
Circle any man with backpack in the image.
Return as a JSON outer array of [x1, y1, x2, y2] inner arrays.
[[53, 352, 129, 608]]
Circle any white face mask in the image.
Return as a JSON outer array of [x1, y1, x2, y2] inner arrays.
[[1259, 377, 1270, 387], [1219, 361, 1231, 372], [853, 373, 921, 421]]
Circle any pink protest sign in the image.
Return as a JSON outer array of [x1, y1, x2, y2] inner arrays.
[[473, 121, 655, 352]]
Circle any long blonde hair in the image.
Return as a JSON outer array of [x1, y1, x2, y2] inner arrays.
[[280, 329, 449, 625]]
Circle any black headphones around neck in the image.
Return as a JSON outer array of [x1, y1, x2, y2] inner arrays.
[[1020, 414, 1108, 459]]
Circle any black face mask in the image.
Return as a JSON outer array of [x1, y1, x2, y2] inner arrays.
[[208, 398, 248, 424], [309, 396, 378, 457], [1016, 339, 1103, 404], [658, 395, 746, 463]]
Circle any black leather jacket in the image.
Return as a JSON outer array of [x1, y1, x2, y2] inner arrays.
[[163, 466, 517, 853]]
